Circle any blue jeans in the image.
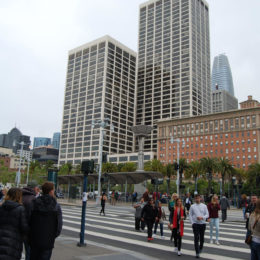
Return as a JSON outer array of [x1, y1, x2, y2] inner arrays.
[[210, 218, 219, 241], [251, 241, 260, 260], [154, 222, 164, 236], [242, 207, 246, 219], [24, 241, 30, 260]]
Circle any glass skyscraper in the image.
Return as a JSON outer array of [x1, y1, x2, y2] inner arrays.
[[136, 0, 211, 151], [211, 53, 234, 96], [52, 132, 61, 150], [33, 137, 51, 148]]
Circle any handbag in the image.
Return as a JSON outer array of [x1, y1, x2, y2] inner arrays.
[[245, 217, 259, 245]]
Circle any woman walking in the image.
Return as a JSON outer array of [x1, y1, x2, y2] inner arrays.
[[249, 198, 260, 260], [241, 194, 248, 220], [170, 198, 186, 256], [0, 188, 28, 260], [153, 201, 166, 239], [141, 198, 158, 242], [207, 195, 221, 245], [100, 192, 107, 216]]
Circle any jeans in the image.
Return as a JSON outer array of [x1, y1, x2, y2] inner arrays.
[[30, 248, 53, 260], [222, 209, 227, 221], [173, 228, 182, 251], [100, 204, 105, 215], [154, 222, 164, 236], [135, 217, 141, 230], [251, 241, 260, 260], [146, 219, 154, 238], [209, 218, 219, 241], [242, 207, 246, 219], [24, 241, 30, 260], [192, 223, 206, 254]]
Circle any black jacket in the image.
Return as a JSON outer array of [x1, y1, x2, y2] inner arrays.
[[22, 187, 36, 220], [141, 203, 158, 222], [29, 195, 62, 250], [0, 201, 29, 260]]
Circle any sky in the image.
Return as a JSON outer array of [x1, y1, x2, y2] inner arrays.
[[0, 0, 260, 142]]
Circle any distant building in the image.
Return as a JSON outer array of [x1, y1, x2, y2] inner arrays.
[[157, 97, 260, 169], [33, 137, 51, 148], [17, 149, 33, 162], [212, 86, 238, 113], [52, 132, 61, 150], [33, 146, 59, 163], [240, 95, 260, 109], [212, 54, 235, 96], [0, 127, 31, 153]]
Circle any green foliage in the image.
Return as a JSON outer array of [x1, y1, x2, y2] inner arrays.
[[120, 162, 137, 172], [0, 159, 16, 184], [144, 159, 163, 173], [102, 162, 118, 173]]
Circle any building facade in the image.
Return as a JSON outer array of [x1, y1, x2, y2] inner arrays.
[[33, 137, 51, 148], [52, 132, 61, 150], [240, 95, 260, 109], [157, 106, 260, 169], [136, 0, 211, 152], [212, 88, 238, 113], [59, 35, 136, 165], [212, 53, 234, 96], [17, 149, 33, 162], [33, 147, 59, 163], [0, 128, 31, 153]]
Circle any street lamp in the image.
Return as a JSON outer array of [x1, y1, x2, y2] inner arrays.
[[92, 118, 114, 204], [13, 141, 30, 187], [219, 178, 222, 195], [232, 176, 237, 207], [26, 158, 31, 186], [170, 136, 185, 196]]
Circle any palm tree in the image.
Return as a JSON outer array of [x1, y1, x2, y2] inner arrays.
[[200, 157, 218, 196], [179, 158, 188, 184], [163, 163, 176, 195], [218, 157, 233, 195], [144, 159, 163, 173], [120, 162, 137, 172], [102, 162, 118, 173], [186, 161, 202, 193], [44, 160, 55, 172], [246, 163, 260, 195]]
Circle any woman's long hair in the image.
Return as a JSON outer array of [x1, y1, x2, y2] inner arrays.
[[174, 198, 184, 210], [5, 188, 22, 204]]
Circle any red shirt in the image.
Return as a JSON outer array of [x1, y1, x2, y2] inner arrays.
[[207, 202, 220, 218]]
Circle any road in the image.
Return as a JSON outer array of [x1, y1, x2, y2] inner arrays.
[[58, 204, 250, 260]]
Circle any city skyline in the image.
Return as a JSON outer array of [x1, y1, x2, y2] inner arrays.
[[0, 0, 260, 139]]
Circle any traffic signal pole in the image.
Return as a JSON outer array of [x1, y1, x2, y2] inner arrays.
[[78, 174, 88, 247]]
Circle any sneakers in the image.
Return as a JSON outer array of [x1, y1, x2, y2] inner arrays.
[[210, 240, 213, 244], [178, 251, 181, 256], [174, 247, 178, 253], [161, 236, 165, 240], [196, 253, 200, 258], [153, 234, 157, 238], [216, 240, 220, 245]]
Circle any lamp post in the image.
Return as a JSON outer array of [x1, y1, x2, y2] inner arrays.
[[92, 118, 114, 204], [232, 176, 237, 207], [170, 136, 185, 196], [26, 159, 31, 186], [219, 178, 222, 196]]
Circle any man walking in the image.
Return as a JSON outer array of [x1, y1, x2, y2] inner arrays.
[[220, 194, 230, 222], [29, 182, 62, 260], [245, 195, 258, 237], [189, 194, 209, 258]]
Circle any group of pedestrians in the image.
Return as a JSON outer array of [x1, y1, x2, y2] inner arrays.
[[0, 182, 62, 260], [132, 190, 260, 259]]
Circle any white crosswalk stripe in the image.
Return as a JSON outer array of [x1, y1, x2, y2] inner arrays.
[[60, 205, 250, 260]]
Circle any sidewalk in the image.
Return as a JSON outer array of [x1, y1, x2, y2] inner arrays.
[[52, 235, 158, 260]]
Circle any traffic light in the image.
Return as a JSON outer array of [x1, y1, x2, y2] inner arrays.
[[81, 160, 95, 175], [174, 162, 179, 171]]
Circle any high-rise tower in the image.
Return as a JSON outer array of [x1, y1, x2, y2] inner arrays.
[[212, 53, 234, 96], [136, 0, 211, 151], [59, 36, 136, 165]]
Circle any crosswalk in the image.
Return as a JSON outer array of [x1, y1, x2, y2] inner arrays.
[[61, 205, 250, 260]]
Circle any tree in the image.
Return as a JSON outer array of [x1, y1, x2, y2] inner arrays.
[[67, 162, 73, 174], [102, 162, 118, 173], [217, 157, 233, 195], [74, 164, 81, 174], [186, 161, 202, 193], [120, 162, 137, 172], [246, 163, 260, 195], [44, 160, 55, 172], [163, 163, 176, 195], [0, 159, 16, 184], [200, 157, 218, 196], [179, 158, 188, 184], [144, 159, 163, 173]]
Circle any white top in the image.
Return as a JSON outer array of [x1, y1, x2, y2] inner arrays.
[[189, 203, 209, 225]]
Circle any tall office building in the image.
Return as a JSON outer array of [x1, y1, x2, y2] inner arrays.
[[212, 53, 234, 96], [52, 132, 61, 150], [59, 35, 136, 165], [33, 137, 51, 148], [136, 0, 211, 151]]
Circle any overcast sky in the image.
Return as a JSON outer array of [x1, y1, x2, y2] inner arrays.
[[1, 0, 260, 142]]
